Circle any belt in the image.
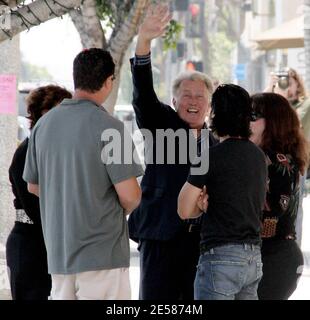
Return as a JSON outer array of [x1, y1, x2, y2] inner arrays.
[[200, 243, 260, 255], [16, 209, 34, 225], [186, 224, 201, 233]]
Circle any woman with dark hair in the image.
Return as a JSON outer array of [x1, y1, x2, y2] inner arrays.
[[250, 92, 309, 300], [6, 85, 72, 300], [178, 84, 267, 300]]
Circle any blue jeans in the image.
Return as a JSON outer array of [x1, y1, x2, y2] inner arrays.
[[194, 243, 263, 300]]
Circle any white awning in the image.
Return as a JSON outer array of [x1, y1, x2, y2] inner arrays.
[[254, 16, 304, 50]]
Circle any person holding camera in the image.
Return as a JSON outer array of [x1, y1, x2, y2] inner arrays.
[[265, 68, 310, 141]]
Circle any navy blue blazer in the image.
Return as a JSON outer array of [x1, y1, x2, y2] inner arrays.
[[128, 58, 218, 241]]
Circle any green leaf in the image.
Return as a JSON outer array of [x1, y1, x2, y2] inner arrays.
[[163, 20, 183, 51]]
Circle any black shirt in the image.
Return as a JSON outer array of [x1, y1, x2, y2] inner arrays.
[[188, 138, 267, 251], [9, 138, 41, 226]]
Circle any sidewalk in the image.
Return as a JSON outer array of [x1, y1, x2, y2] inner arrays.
[[129, 241, 140, 300], [0, 244, 11, 300]]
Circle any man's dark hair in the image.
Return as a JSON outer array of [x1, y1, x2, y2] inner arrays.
[[73, 48, 115, 92], [210, 84, 252, 138]]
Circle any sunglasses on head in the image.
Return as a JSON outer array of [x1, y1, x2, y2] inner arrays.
[[250, 111, 264, 121]]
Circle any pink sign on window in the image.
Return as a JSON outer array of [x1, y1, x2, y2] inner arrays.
[[0, 74, 17, 115]]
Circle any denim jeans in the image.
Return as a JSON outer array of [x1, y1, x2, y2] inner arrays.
[[194, 243, 263, 300]]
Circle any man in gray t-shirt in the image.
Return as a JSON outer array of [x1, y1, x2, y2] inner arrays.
[[23, 49, 143, 300]]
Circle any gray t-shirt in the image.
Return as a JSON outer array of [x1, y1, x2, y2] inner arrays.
[[23, 99, 144, 274]]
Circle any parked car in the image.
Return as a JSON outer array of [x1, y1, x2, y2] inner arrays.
[[17, 116, 30, 142], [17, 83, 35, 142], [113, 104, 137, 131]]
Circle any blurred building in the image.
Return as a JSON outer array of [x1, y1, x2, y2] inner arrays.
[[239, 0, 305, 93], [163, 0, 307, 96]]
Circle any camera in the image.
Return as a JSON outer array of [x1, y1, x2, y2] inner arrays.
[[275, 70, 290, 90]]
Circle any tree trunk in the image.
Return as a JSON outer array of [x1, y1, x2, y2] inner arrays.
[[0, 0, 82, 43], [0, 0, 19, 300], [69, 0, 106, 49], [215, 0, 246, 42], [71, 0, 150, 113], [304, 0, 310, 91], [202, 0, 212, 76], [103, 0, 150, 113]]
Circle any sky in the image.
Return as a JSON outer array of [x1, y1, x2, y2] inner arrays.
[[20, 15, 82, 90]]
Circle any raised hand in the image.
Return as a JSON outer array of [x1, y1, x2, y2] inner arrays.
[[136, 3, 172, 55]]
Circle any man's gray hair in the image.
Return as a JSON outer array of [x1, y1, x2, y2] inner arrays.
[[172, 71, 214, 98]]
